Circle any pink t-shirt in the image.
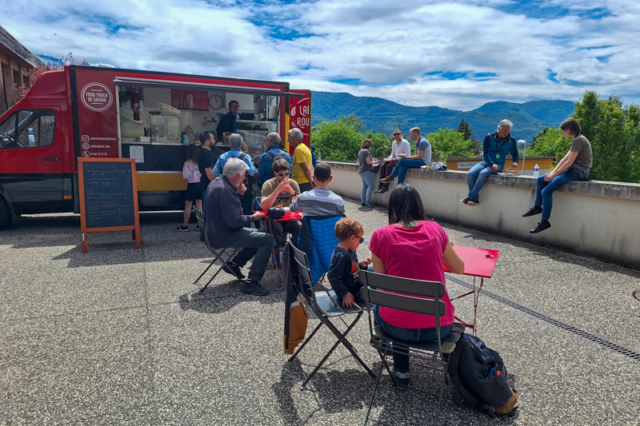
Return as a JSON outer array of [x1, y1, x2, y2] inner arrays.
[[368, 221, 454, 329]]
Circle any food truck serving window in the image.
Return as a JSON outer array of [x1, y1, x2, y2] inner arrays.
[[0, 110, 56, 150]]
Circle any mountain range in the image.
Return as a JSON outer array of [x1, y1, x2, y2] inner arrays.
[[311, 91, 575, 143]]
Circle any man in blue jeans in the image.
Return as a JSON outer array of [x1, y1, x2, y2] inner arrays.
[[461, 119, 519, 206], [379, 127, 431, 185]]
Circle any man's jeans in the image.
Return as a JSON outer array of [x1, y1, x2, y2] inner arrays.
[[534, 169, 580, 220], [389, 159, 425, 184], [220, 228, 275, 282], [466, 161, 500, 201], [360, 171, 374, 204], [374, 306, 452, 373]]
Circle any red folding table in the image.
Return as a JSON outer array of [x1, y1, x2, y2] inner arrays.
[[444, 246, 500, 336]]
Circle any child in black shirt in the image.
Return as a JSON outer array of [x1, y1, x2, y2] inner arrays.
[[328, 217, 372, 308]]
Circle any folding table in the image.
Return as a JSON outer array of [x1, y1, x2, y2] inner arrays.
[[444, 246, 500, 336]]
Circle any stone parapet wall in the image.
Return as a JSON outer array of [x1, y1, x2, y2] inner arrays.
[[326, 161, 640, 269]]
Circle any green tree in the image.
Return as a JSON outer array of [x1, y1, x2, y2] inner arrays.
[[528, 127, 572, 160], [310, 115, 364, 161], [426, 128, 474, 162], [457, 118, 481, 155], [365, 130, 392, 159], [573, 91, 640, 182]]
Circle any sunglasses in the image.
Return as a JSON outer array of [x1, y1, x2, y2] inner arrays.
[[393, 133, 401, 136], [276, 172, 290, 177], [353, 235, 365, 244]]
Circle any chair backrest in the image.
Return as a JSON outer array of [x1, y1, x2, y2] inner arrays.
[[194, 208, 212, 250], [289, 242, 314, 303], [298, 215, 345, 285], [358, 270, 447, 318]]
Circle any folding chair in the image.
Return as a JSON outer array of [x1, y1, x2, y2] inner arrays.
[[296, 215, 345, 286], [288, 242, 375, 389], [358, 270, 464, 425], [193, 209, 242, 294]]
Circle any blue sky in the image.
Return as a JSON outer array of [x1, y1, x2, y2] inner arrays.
[[3, 0, 640, 110]]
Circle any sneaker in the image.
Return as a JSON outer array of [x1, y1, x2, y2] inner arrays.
[[378, 186, 389, 194], [467, 199, 480, 206], [522, 206, 543, 217], [240, 279, 270, 296], [530, 220, 551, 234], [177, 226, 189, 232], [460, 197, 470, 205], [222, 262, 246, 281], [392, 369, 411, 391]]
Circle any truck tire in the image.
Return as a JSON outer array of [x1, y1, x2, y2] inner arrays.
[[0, 198, 11, 229]]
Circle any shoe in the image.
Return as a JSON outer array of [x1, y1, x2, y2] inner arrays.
[[240, 279, 270, 296], [177, 226, 189, 232], [196, 225, 201, 231], [222, 262, 246, 281], [460, 197, 470, 205], [467, 199, 480, 206], [365, 204, 372, 208], [530, 220, 551, 234], [378, 186, 389, 194], [380, 176, 393, 184], [361, 203, 366, 207], [522, 206, 543, 217], [392, 369, 411, 391]]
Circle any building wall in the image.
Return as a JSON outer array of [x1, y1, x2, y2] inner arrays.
[[0, 48, 33, 115], [327, 161, 640, 270]]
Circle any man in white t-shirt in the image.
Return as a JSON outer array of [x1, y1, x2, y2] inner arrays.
[[376, 129, 411, 193]]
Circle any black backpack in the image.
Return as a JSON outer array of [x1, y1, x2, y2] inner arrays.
[[447, 334, 518, 417]]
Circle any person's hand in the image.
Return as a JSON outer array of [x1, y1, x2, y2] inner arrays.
[[224, 131, 231, 135], [383, 158, 391, 162], [397, 153, 406, 158], [237, 183, 247, 196], [543, 173, 555, 182], [491, 164, 499, 171], [360, 257, 373, 269], [342, 292, 355, 309], [276, 177, 293, 193], [512, 162, 518, 168], [253, 211, 265, 221]]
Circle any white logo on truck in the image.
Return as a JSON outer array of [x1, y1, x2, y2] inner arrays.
[[81, 83, 113, 112]]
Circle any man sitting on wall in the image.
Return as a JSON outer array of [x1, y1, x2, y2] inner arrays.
[[258, 132, 292, 189], [290, 162, 345, 217], [380, 127, 431, 185], [205, 158, 274, 296], [376, 129, 411, 193]]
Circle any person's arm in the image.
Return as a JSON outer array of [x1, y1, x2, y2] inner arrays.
[[510, 140, 519, 167], [213, 157, 223, 178], [260, 179, 294, 210], [206, 167, 215, 181], [327, 252, 350, 300], [244, 154, 256, 176], [482, 135, 492, 165], [219, 188, 256, 228], [289, 193, 303, 212], [372, 253, 387, 274], [546, 150, 579, 180], [443, 241, 465, 274], [300, 162, 313, 185]]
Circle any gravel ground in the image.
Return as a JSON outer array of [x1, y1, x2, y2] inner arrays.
[[1, 199, 639, 425]]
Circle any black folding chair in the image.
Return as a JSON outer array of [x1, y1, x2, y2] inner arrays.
[[193, 209, 241, 294], [358, 270, 464, 425], [288, 242, 375, 389]]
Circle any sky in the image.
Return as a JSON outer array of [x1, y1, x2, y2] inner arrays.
[[3, 0, 640, 111]]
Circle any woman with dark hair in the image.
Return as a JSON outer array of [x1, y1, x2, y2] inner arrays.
[[522, 118, 592, 233], [358, 139, 378, 207], [368, 183, 464, 388]]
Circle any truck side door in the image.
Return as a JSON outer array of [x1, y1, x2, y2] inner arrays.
[[0, 108, 64, 214]]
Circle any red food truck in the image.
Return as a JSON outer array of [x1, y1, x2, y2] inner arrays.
[[0, 65, 311, 228]]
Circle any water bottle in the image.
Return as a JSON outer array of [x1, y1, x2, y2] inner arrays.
[[533, 164, 539, 178]]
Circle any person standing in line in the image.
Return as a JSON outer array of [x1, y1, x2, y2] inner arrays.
[[522, 118, 592, 233], [213, 133, 256, 219], [198, 131, 223, 212], [358, 139, 379, 207], [380, 127, 431, 186], [289, 128, 314, 193], [376, 129, 411, 193], [178, 144, 202, 231], [258, 132, 292, 189], [461, 119, 518, 206]]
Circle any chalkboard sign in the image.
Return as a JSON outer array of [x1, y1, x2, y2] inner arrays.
[[78, 158, 141, 253]]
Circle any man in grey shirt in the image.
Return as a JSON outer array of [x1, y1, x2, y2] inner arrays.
[[290, 162, 345, 217], [380, 127, 431, 185]]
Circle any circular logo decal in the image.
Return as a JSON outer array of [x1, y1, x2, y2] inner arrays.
[[81, 83, 113, 112]]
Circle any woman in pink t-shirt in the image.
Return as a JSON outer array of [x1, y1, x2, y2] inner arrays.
[[369, 184, 464, 387]]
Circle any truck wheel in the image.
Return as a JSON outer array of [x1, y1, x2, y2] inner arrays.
[[0, 198, 11, 229]]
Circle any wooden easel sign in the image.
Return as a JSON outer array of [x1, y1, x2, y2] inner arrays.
[[78, 158, 142, 253]]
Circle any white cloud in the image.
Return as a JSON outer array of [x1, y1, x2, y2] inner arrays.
[[3, 0, 640, 110]]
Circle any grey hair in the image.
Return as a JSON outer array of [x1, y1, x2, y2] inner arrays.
[[223, 157, 249, 179], [288, 128, 303, 142], [229, 133, 243, 149], [266, 132, 282, 146], [498, 119, 513, 129]]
